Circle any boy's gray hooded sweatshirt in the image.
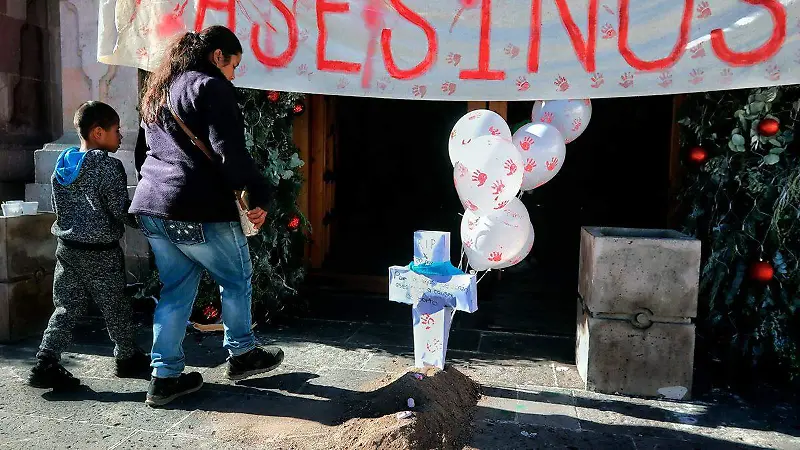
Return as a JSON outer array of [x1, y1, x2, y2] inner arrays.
[[51, 148, 137, 244]]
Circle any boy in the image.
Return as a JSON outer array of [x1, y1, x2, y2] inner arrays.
[[27, 101, 149, 390]]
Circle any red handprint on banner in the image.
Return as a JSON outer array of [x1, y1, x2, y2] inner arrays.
[[619, 72, 634, 88], [516, 76, 530, 92], [554, 75, 570, 92], [504, 44, 520, 59], [446, 52, 462, 66], [720, 68, 733, 85], [590, 72, 604, 89], [441, 81, 457, 95], [696, 1, 711, 19], [766, 65, 781, 81], [689, 69, 704, 85], [658, 71, 672, 88], [412, 85, 428, 98], [690, 43, 706, 59], [601, 24, 616, 39]]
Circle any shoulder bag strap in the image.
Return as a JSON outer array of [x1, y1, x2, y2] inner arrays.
[[165, 94, 249, 210]]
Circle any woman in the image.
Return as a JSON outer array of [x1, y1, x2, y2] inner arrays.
[[133, 25, 283, 407]]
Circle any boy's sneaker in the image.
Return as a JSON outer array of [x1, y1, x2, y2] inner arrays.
[[115, 349, 152, 379], [226, 346, 284, 381], [145, 372, 203, 407], [27, 361, 81, 390]]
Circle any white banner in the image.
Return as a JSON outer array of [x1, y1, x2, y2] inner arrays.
[[98, 0, 800, 100]]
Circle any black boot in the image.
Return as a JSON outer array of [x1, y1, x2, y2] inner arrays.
[[27, 359, 81, 390], [145, 372, 203, 407], [115, 349, 152, 379], [226, 346, 284, 381]]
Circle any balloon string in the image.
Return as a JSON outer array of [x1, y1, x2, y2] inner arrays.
[[477, 269, 491, 284]]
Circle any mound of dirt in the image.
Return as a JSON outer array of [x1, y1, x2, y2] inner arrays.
[[326, 366, 481, 450]]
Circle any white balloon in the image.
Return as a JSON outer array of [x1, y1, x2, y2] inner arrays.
[[460, 198, 533, 271], [495, 220, 535, 270], [448, 109, 512, 166], [454, 136, 523, 215], [512, 123, 566, 191], [531, 99, 592, 144]]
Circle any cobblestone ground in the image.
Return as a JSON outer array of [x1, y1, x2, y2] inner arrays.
[[1, 318, 798, 449]]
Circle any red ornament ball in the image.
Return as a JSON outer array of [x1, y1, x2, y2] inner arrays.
[[758, 118, 780, 137], [292, 101, 305, 116], [267, 91, 280, 102], [288, 216, 301, 230], [749, 260, 774, 283], [202, 305, 220, 321], [688, 146, 708, 164]]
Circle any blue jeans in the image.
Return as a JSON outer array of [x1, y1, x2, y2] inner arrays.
[[138, 216, 256, 378]]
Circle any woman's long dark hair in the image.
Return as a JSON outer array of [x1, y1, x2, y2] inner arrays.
[[140, 25, 242, 124]]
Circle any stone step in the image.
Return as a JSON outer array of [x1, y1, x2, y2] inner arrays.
[[34, 144, 138, 186]]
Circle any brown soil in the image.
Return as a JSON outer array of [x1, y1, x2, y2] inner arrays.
[[325, 365, 481, 450]]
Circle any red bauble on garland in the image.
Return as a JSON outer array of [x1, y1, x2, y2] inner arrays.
[[202, 305, 220, 321], [288, 216, 301, 230], [688, 146, 708, 164], [757, 118, 780, 137], [292, 101, 305, 116], [749, 260, 774, 283], [266, 90, 280, 102]]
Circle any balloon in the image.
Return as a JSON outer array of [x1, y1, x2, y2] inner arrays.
[[449, 109, 511, 166], [460, 198, 533, 271], [511, 123, 566, 191], [495, 220, 534, 269], [531, 99, 592, 143], [454, 136, 523, 215]]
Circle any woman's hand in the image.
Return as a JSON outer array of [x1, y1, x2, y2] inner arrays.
[[247, 207, 267, 229]]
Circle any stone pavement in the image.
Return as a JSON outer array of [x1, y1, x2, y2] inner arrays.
[[0, 318, 798, 449]]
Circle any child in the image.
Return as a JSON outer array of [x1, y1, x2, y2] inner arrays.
[[27, 101, 149, 390]]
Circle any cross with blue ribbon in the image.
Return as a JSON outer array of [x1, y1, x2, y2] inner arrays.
[[389, 231, 478, 369]]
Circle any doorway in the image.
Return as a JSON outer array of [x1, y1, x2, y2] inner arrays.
[[301, 95, 675, 336]]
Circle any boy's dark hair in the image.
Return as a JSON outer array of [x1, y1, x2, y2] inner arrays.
[[73, 101, 120, 140]]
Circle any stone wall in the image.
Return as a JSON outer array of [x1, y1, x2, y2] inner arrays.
[[0, 0, 61, 202], [19, 0, 149, 282]]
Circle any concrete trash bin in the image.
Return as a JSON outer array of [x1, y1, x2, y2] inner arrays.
[[576, 227, 701, 399], [0, 213, 57, 342]]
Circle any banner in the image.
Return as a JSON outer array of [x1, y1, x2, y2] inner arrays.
[[98, 0, 800, 100]]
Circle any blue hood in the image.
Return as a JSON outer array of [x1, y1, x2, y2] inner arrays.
[[54, 147, 88, 185]]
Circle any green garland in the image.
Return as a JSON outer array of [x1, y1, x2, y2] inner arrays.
[[134, 89, 309, 325], [678, 86, 800, 381]]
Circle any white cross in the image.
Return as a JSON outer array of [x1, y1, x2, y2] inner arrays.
[[389, 231, 478, 369]]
